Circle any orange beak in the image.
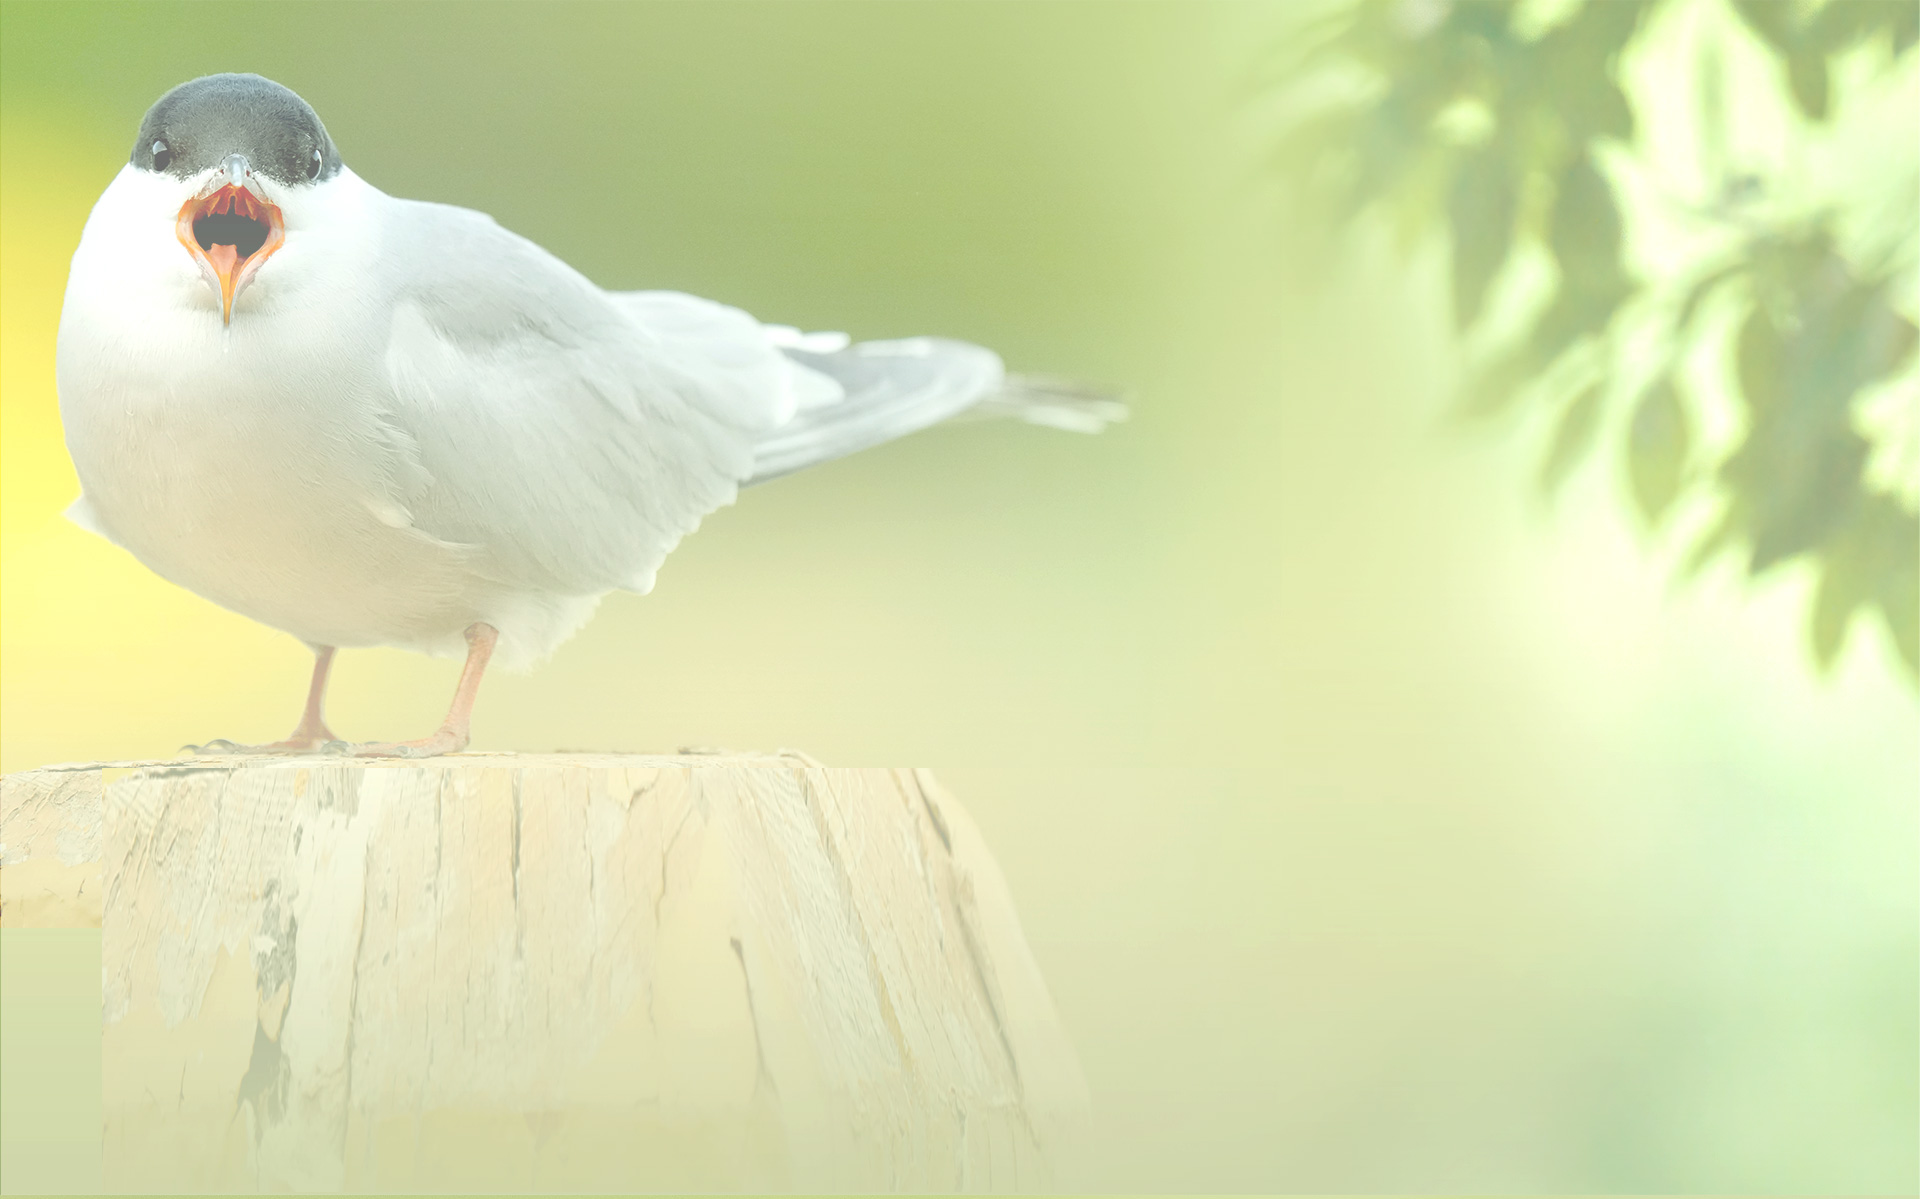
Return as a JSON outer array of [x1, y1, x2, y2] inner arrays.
[[177, 184, 286, 324]]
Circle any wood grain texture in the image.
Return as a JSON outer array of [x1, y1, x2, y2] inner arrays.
[[0, 765, 103, 927], [0, 753, 1086, 1192]]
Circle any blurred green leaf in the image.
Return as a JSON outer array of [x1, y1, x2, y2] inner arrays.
[[1731, 0, 1795, 56], [1540, 378, 1603, 494], [1352, 92, 1439, 227], [1549, 156, 1623, 287], [1448, 144, 1516, 329], [1826, 0, 1914, 51], [1725, 302, 1870, 571], [1529, 293, 1610, 377], [1874, 504, 1920, 675], [1537, 0, 1647, 142], [1626, 377, 1689, 525], [1730, 0, 1827, 119], [1521, 157, 1632, 407], [1733, 300, 1782, 414], [1786, 48, 1829, 120], [1730, 0, 1919, 118], [1813, 493, 1920, 674], [1811, 532, 1869, 670], [1684, 505, 1744, 579], [1455, 353, 1537, 421], [1673, 261, 1743, 337], [1389, 145, 1454, 252]]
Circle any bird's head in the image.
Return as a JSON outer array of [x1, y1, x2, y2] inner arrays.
[[130, 74, 340, 324]]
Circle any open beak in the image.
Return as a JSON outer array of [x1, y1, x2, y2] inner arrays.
[[176, 154, 286, 324]]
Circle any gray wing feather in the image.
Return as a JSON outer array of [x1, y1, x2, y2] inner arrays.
[[746, 341, 1125, 484], [747, 338, 1003, 484], [373, 198, 1120, 591], [377, 203, 784, 596]]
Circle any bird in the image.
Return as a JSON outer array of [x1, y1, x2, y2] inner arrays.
[[57, 73, 1122, 759]]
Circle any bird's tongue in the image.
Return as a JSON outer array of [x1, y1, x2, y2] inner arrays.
[[176, 183, 285, 325], [202, 241, 241, 279]]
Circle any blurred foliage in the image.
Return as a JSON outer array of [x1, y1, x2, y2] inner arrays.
[[1278, 0, 1919, 682]]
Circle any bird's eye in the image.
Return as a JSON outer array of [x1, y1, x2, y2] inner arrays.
[[306, 147, 322, 180], [151, 140, 172, 171]]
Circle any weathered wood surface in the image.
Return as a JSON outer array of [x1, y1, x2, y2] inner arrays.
[[0, 753, 1086, 1192], [0, 764, 103, 926]]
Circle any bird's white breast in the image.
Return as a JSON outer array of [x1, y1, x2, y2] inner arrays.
[[56, 167, 496, 654]]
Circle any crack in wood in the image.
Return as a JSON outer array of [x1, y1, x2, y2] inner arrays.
[[730, 936, 779, 1098]]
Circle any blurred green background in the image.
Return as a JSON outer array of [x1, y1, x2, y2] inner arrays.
[[1, 1, 1914, 1192]]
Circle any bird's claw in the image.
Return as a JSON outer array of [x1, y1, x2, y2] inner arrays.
[[180, 734, 462, 760], [348, 741, 426, 759], [183, 735, 350, 756], [342, 731, 465, 759]]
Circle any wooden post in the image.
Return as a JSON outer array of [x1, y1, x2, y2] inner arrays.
[[1, 753, 1086, 1192]]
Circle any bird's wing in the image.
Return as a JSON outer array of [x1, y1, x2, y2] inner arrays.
[[374, 199, 792, 596]]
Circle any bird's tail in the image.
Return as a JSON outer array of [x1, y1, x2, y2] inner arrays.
[[746, 333, 1125, 485]]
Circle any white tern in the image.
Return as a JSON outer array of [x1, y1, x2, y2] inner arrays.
[[57, 74, 1120, 757]]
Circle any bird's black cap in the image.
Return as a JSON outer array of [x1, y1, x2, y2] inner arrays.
[[132, 74, 341, 186]]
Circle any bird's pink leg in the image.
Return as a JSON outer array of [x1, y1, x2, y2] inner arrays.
[[351, 623, 497, 759], [186, 646, 340, 755], [284, 645, 340, 745]]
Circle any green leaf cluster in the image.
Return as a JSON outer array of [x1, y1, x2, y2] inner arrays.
[[1278, 0, 1920, 681]]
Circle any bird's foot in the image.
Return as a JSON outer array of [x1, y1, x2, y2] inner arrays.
[[183, 726, 341, 756], [343, 725, 471, 759]]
